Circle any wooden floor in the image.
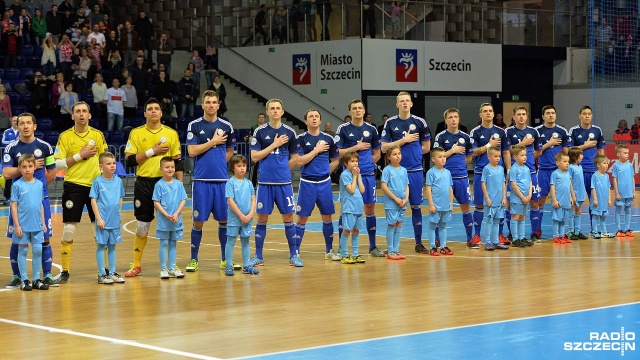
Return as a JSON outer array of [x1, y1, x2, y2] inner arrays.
[[1, 199, 639, 359]]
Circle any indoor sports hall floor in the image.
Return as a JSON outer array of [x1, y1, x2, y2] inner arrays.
[[1, 195, 639, 360]]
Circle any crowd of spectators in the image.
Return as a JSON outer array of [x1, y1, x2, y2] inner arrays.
[[0, 0, 220, 136]]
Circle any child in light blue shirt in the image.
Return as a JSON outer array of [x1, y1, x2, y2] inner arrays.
[[508, 146, 532, 247], [481, 147, 509, 251], [567, 147, 588, 240], [153, 157, 188, 279], [611, 144, 635, 237], [339, 151, 365, 264], [550, 152, 576, 243], [590, 155, 612, 238], [381, 145, 409, 260], [425, 147, 454, 256]]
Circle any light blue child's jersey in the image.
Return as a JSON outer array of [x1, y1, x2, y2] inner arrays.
[[568, 164, 586, 202], [11, 178, 44, 231], [152, 179, 188, 232], [225, 176, 255, 227], [381, 165, 408, 210], [425, 167, 453, 211], [551, 170, 572, 208], [509, 163, 531, 205], [89, 175, 124, 229], [339, 170, 364, 215], [481, 164, 505, 206], [611, 161, 634, 198]]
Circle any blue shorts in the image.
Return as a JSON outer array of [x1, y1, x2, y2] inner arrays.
[[7, 197, 52, 239], [256, 184, 295, 215], [590, 206, 609, 217], [452, 178, 471, 205], [96, 227, 122, 245], [12, 230, 44, 245], [538, 169, 554, 197], [192, 181, 227, 222], [473, 173, 483, 206], [385, 207, 406, 224], [341, 213, 362, 232], [551, 207, 571, 221], [156, 230, 185, 241], [484, 205, 505, 220], [296, 177, 335, 216], [362, 174, 377, 205], [530, 172, 540, 201], [510, 203, 528, 216], [583, 172, 594, 200], [615, 198, 633, 207], [227, 223, 253, 238], [408, 171, 424, 206], [429, 210, 451, 224]]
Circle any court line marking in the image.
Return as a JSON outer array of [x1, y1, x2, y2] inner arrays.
[[0, 317, 224, 360], [235, 300, 640, 359]]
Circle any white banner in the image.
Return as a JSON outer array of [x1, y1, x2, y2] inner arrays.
[[362, 39, 502, 92]]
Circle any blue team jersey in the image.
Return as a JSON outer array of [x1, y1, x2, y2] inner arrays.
[[590, 172, 611, 211], [470, 125, 510, 174], [509, 163, 531, 204], [535, 124, 572, 170], [568, 164, 587, 201], [89, 175, 124, 229], [481, 165, 505, 206], [2, 138, 55, 197], [551, 170, 572, 208], [11, 178, 44, 231], [381, 165, 409, 210], [186, 117, 235, 182], [611, 161, 634, 198], [335, 122, 381, 176], [339, 170, 364, 215], [225, 176, 255, 227], [297, 131, 339, 179], [152, 179, 188, 232], [432, 130, 472, 179], [250, 123, 299, 185], [425, 167, 453, 211], [506, 126, 542, 173], [380, 114, 431, 171], [569, 125, 606, 172]]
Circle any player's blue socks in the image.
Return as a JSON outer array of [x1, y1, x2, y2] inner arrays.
[[42, 241, 52, 275], [568, 209, 576, 234], [294, 223, 305, 253], [284, 222, 296, 257], [517, 220, 525, 240], [492, 218, 500, 244], [393, 226, 402, 252], [499, 215, 505, 236], [352, 233, 360, 256], [535, 207, 543, 234], [107, 244, 116, 273], [225, 236, 237, 267], [462, 212, 473, 241], [18, 245, 28, 281], [575, 212, 582, 234], [504, 210, 511, 235], [427, 222, 437, 249], [437, 222, 447, 248], [615, 206, 623, 231], [32, 244, 42, 281], [411, 206, 422, 245], [168, 240, 177, 269], [338, 216, 343, 239], [96, 243, 107, 276], [591, 215, 600, 233], [240, 236, 250, 267], [10, 242, 19, 276], [552, 220, 560, 237], [386, 225, 395, 252], [600, 216, 607, 235], [511, 219, 518, 240], [255, 222, 266, 259], [481, 216, 492, 244], [366, 214, 377, 250], [159, 239, 168, 269], [190, 226, 202, 261], [322, 221, 334, 253], [218, 224, 227, 261], [339, 233, 348, 258], [474, 208, 484, 235]]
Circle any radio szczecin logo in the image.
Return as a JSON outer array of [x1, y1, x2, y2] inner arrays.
[[564, 328, 635, 356]]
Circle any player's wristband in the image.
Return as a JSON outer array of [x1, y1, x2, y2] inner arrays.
[[145, 149, 155, 158], [73, 153, 83, 162], [485, 143, 491, 149]]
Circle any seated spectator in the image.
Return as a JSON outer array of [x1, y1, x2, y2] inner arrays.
[[41, 33, 57, 76], [208, 74, 227, 116], [59, 82, 79, 130], [122, 76, 138, 119], [0, 84, 12, 130], [91, 73, 107, 118], [613, 119, 632, 143], [153, 70, 174, 116]]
